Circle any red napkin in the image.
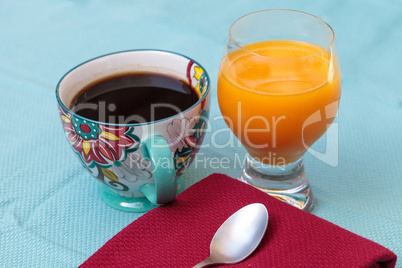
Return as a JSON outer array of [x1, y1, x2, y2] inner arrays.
[[80, 173, 397, 268]]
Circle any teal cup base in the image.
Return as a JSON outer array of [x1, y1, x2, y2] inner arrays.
[[100, 178, 184, 213]]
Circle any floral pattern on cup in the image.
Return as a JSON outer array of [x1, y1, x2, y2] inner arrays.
[[187, 61, 209, 99], [59, 106, 140, 169], [173, 109, 209, 174], [83, 164, 130, 192]]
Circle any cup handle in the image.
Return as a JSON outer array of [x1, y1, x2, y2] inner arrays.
[[139, 135, 176, 205]]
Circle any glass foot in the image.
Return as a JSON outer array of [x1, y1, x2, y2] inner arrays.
[[239, 155, 314, 212], [100, 178, 184, 213]]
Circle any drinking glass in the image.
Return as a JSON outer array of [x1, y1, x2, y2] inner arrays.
[[217, 10, 341, 211]]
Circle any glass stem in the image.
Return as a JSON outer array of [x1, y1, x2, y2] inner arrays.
[[239, 154, 314, 211]]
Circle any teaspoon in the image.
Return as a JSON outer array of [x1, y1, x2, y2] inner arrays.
[[192, 203, 268, 267]]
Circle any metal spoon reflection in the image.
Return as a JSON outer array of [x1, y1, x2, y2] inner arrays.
[[192, 203, 269, 267]]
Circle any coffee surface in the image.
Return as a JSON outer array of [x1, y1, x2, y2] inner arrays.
[[71, 72, 198, 124]]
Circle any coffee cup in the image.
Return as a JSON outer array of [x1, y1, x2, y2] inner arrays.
[[56, 50, 210, 212]]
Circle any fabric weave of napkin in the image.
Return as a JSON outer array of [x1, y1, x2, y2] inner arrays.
[[80, 174, 397, 268]]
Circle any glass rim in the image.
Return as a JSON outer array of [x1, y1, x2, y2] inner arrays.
[[229, 9, 336, 59]]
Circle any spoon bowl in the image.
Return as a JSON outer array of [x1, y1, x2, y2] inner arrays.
[[193, 203, 269, 267]]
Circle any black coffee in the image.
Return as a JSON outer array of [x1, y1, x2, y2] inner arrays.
[[71, 72, 198, 124]]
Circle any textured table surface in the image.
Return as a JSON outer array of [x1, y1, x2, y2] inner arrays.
[[0, 0, 401, 267]]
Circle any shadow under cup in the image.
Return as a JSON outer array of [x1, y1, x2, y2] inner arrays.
[[56, 50, 210, 212]]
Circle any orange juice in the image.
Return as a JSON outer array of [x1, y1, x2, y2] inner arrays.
[[217, 40, 341, 164]]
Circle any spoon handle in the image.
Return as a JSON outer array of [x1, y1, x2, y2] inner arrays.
[[192, 258, 214, 268]]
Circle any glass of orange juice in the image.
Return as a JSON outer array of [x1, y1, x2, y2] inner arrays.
[[218, 10, 341, 211]]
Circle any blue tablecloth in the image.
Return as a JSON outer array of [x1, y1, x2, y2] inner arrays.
[[0, 1, 401, 267]]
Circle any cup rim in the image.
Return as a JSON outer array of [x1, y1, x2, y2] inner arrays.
[[229, 9, 336, 59], [56, 49, 210, 127]]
